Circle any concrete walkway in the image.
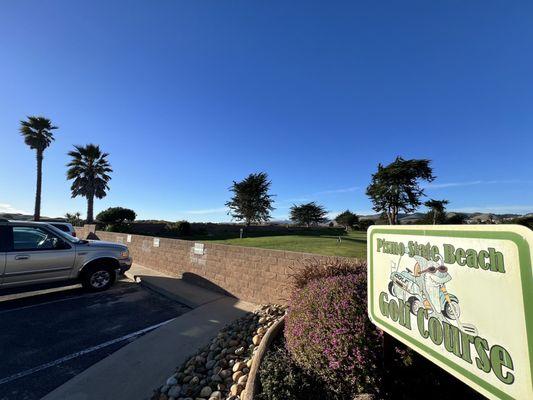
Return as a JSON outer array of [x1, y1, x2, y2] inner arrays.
[[43, 265, 256, 400]]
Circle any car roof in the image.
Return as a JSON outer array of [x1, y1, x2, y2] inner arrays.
[[0, 220, 68, 228]]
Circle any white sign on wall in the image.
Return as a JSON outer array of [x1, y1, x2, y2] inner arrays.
[[367, 225, 533, 400], [194, 243, 205, 255], [127, 234, 132, 243], [153, 237, 160, 248]]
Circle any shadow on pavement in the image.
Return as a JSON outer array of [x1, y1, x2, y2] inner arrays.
[[0, 278, 135, 312]]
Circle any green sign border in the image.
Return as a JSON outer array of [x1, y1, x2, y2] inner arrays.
[[368, 228, 533, 400]]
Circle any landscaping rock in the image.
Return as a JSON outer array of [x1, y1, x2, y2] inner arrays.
[[151, 304, 285, 400], [167, 385, 181, 397], [210, 390, 222, 399], [232, 371, 243, 382], [190, 376, 200, 386], [199, 386, 212, 397], [230, 383, 243, 396], [237, 374, 247, 385], [232, 361, 245, 372], [166, 375, 178, 386], [220, 369, 231, 379]]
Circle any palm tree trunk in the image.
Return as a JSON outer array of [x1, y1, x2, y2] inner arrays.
[[34, 150, 43, 221], [87, 194, 94, 223], [433, 210, 437, 225]]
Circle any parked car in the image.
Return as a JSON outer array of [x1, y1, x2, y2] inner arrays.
[[46, 221, 77, 237], [0, 219, 132, 291]]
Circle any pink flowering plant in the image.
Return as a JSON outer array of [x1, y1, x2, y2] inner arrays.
[[284, 268, 383, 396]]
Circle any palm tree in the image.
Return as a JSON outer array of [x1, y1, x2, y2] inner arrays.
[[65, 212, 82, 226], [19, 116, 58, 221], [66, 144, 112, 223]]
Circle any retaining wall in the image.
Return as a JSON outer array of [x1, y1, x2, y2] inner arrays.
[[75, 226, 358, 304]]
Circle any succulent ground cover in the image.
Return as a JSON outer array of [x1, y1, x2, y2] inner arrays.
[[151, 304, 285, 400]]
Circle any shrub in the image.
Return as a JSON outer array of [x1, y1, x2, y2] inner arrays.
[[358, 219, 374, 231], [257, 337, 333, 400], [105, 223, 132, 233], [290, 258, 364, 290], [285, 269, 383, 397], [164, 220, 192, 236], [96, 207, 136, 225], [174, 220, 191, 236]]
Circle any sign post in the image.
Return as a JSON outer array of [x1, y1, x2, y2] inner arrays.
[[367, 225, 532, 400]]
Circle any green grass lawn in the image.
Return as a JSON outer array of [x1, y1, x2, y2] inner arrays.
[[194, 230, 367, 259]]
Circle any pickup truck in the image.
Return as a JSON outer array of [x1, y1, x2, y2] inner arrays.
[[0, 219, 132, 291]]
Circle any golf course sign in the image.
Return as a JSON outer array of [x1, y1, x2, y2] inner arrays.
[[367, 225, 533, 400]]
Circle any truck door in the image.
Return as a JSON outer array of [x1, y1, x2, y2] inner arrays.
[[2, 224, 75, 287]]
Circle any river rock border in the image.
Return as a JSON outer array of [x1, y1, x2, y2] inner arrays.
[[152, 304, 285, 400]]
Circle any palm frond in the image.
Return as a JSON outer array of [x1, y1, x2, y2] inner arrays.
[[19, 116, 57, 151], [66, 144, 112, 199]]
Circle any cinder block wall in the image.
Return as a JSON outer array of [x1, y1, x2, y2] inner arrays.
[[75, 227, 359, 304]]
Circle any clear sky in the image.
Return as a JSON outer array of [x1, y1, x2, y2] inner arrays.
[[1, 0, 532, 222]]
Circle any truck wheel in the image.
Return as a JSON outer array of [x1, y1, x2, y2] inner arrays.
[[82, 266, 115, 291]]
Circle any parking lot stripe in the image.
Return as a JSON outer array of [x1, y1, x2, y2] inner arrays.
[[0, 317, 175, 385], [0, 296, 87, 315], [0, 284, 132, 315]]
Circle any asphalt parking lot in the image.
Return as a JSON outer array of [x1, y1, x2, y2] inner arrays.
[[0, 278, 190, 400]]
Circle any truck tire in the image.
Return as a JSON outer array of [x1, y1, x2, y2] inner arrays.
[[82, 265, 116, 291]]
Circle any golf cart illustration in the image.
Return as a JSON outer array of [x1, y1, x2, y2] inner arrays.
[[388, 255, 477, 335]]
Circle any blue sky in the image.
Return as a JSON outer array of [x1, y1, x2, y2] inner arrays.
[[1, 1, 532, 222]]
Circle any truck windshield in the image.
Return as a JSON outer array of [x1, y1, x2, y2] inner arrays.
[[46, 224, 82, 244]]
